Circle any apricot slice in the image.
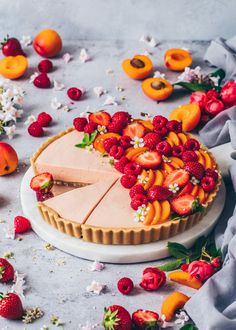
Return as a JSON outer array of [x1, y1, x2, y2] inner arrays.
[[169, 157, 184, 168], [93, 132, 120, 153], [160, 200, 171, 222], [200, 150, 212, 169], [138, 119, 154, 131], [168, 271, 203, 289], [196, 151, 205, 167], [0, 55, 28, 79], [142, 78, 173, 101], [198, 186, 206, 204], [144, 170, 155, 190], [151, 201, 162, 225], [178, 132, 188, 144], [153, 170, 164, 186], [170, 103, 201, 132], [167, 132, 181, 146], [165, 48, 192, 72], [190, 185, 199, 197], [126, 147, 148, 161], [162, 163, 175, 173], [122, 55, 153, 80], [161, 291, 190, 321], [143, 202, 155, 225]]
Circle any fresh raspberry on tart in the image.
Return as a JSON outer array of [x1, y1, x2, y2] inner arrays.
[[184, 138, 200, 151], [182, 150, 198, 162], [205, 168, 219, 182], [120, 174, 137, 188], [120, 135, 132, 149], [143, 132, 161, 150], [129, 184, 146, 198], [156, 141, 172, 156], [112, 111, 131, 127], [84, 122, 97, 134], [153, 115, 168, 128], [114, 156, 129, 173], [172, 145, 185, 158], [109, 145, 124, 160], [73, 117, 88, 132], [167, 120, 182, 133], [103, 137, 119, 153], [107, 120, 123, 134], [201, 176, 216, 192], [147, 185, 173, 201], [130, 193, 148, 210], [124, 162, 142, 176], [153, 126, 168, 137]]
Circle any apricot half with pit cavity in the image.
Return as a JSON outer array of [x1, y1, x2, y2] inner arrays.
[[142, 77, 173, 101], [165, 48, 192, 71], [122, 55, 153, 80]]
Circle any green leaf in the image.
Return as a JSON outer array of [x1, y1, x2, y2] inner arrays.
[[171, 212, 184, 221], [180, 324, 197, 330], [83, 133, 90, 144], [173, 81, 212, 92], [190, 236, 207, 261], [90, 130, 98, 143], [75, 130, 98, 149], [167, 242, 189, 259], [210, 68, 225, 86], [158, 259, 183, 272]]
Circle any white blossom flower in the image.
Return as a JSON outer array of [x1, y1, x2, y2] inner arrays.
[[79, 48, 91, 63], [133, 205, 149, 223], [86, 280, 105, 295], [90, 261, 105, 272], [53, 79, 65, 91], [103, 95, 118, 106], [93, 86, 107, 97], [210, 76, 220, 85], [153, 70, 166, 79], [4, 125, 16, 139], [20, 35, 32, 47], [160, 314, 174, 328], [3, 224, 15, 240], [62, 105, 71, 112], [138, 174, 149, 185], [168, 183, 180, 193], [24, 115, 36, 125], [97, 125, 107, 134], [85, 145, 95, 152], [106, 68, 114, 74], [131, 136, 144, 148], [51, 97, 62, 110], [175, 311, 189, 325], [190, 176, 200, 185], [140, 35, 159, 47], [162, 155, 171, 163], [177, 66, 201, 82], [11, 272, 27, 298], [62, 52, 73, 63]]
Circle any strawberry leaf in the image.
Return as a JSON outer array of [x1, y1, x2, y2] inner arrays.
[[158, 259, 183, 272], [167, 242, 189, 259]]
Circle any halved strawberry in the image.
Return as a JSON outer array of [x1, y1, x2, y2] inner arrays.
[[163, 169, 190, 189], [89, 111, 111, 126], [123, 122, 145, 139], [30, 172, 53, 192], [132, 309, 159, 329], [171, 194, 196, 215], [177, 181, 194, 197], [136, 151, 162, 169]]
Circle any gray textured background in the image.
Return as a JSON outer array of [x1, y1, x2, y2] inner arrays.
[[0, 0, 235, 41]]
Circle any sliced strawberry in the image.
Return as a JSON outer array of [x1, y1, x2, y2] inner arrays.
[[123, 122, 145, 139], [89, 111, 111, 126], [178, 181, 194, 197], [171, 194, 196, 215], [30, 172, 53, 192], [132, 309, 159, 329], [163, 169, 190, 189], [136, 151, 162, 169]]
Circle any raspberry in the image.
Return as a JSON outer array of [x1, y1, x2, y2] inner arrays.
[[33, 73, 51, 88], [120, 135, 132, 149], [185, 162, 205, 180], [156, 141, 172, 156], [36, 190, 54, 202], [114, 156, 129, 173], [130, 194, 148, 210], [154, 126, 168, 137], [184, 138, 200, 151], [143, 132, 161, 150], [84, 122, 97, 134], [109, 145, 124, 160], [28, 122, 44, 137], [104, 137, 119, 153], [38, 59, 53, 73], [124, 162, 142, 176], [120, 174, 137, 189], [107, 121, 123, 134], [73, 117, 88, 132], [211, 257, 221, 269], [37, 112, 52, 127], [14, 216, 31, 234], [67, 87, 82, 101], [166, 120, 182, 133], [117, 277, 134, 295], [201, 176, 216, 192], [147, 185, 172, 201], [182, 150, 198, 162], [153, 115, 168, 128], [205, 169, 219, 182], [112, 111, 130, 127], [172, 145, 185, 158], [129, 184, 145, 198]]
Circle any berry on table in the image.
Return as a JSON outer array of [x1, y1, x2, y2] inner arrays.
[[0, 292, 24, 319], [132, 309, 159, 329], [37, 112, 52, 127], [103, 305, 132, 330], [28, 122, 44, 137], [14, 216, 31, 234], [0, 258, 14, 283], [38, 59, 53, 73], [33, 73, 51, 88], [117, 277, 134, 295], [67, 87, 83, 101]]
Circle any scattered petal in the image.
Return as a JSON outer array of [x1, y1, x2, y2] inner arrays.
[[86, 280, 105, 295], [106, 68, 114, 75], [140, 35, 159, 48], [175, 311, 189, 325], [103, 95, 118, 106], [24, 115, 36, 125], [53, 79, 65, 91], [4, 125, 16, 139], [90, 261, 105, 272], [153, 70, 166, 79], [51, 97, 62, 110], [11, 271, 27, 298], [20, 35, 32, 47], [62, 52, 73, 63], [3, 224, 15, 240], [79, 48, 91, 63], [93, 86, 107, 97]]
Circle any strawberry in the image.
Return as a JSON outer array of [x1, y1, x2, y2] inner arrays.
[[205, 169, 219, 182], [153, 115, 168, 128], [36, 190, 54, 202], [172, 145, 185, 158], [184, 138, 200, 151], [201, 176, 216, 192], [171, 194, 196, 215], [84, 122, 97, 134], [0, 292, 24, 319], [143, 132, 161, 150], [73, 117, 88, 132], [33, 73, 51, 88], [184, 162, 205, 180], [114, 156, 129, 173], [67, 87, 82, 101], [129, 184, 146, 198], [104, 137, 119, 153], [117, 277, 134, 295], [120, 135, 132, 149], [130, 194, 148, 210], [120, 174, 137, 189], [37, 112, 52, 127], [108, 121, 123, 134], [30, 172, 53, 192], [112, 111, 131, 127], [124, 162, 142, 176], [182, 150, 198, 162], [177, 181, 194, 197], [132, 309, 159, 329], [14, 216, 31, 234], [0, 259, 14, 283], [163, 169, 190, 189], [1, 37, 25, 57], [136, 151, 162, 169], [156, 141, 172, 156], [103, 305, 132, 330], [123, 122, 145, 139], [167, 120, 182, 133], [211, 257, 221, 269], [89, 111, 111, 126], [38, 59, 53, 73], [109, 145, 124, 160], [28, 122, 44, 137], [147, 185, 172, 201]]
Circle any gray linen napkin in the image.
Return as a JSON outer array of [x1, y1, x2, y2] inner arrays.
[[185, 36, 236, 330]]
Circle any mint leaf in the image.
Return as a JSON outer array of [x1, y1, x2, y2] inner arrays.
[[167, 242, 189, 259], [173, 81, 212, 92], [158, 259, 183, 272], [75, 143, 87, 149], [83, 133, 90, 144], [90, 130, 98, 143], [75, 130, 98, 149]]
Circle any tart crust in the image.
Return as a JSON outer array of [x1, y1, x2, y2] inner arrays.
[[32, 128, 221, 245]]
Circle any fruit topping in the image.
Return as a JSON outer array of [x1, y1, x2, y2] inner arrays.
[[201, 176, 216, 192], [124, 162, 142, 176], [14, 216, 31, 234], [30, 172, 53, 192], [38, 59, 53, 73], [37, 112, 52, 127], [184, 138, 200, 151], [172, 145, 185, 158], [147, 185, 173, 201], [136, 151, 162, 169], [153, 126, 168, 137], [67, 87, 82, 101], [33, 73, 51, 88], [73, 117, 88, 132], [184, 161, 205, 180], [36, 190, 54, 202], [130, 193, 148, 210], [114, 156, 129, 173], [120, 174, 137, 189], [107, 120, 124, 134], [163, 169, 190, 189], [153, 115, 168, 128], [109, 145, 124, 160], [143, 132, 161, 150], [112, 111, 131, 127], [120, 135, 132, 149], [103, 137, 119, 153], [205, 168, 219, 182], [89, 111, 111, 126], [123, 122, 145, 139], [182, 150, 198, 162], [28, 122, 44, 137], [117, 277, 134, 295], [84, 122, 97, 134], [129, 184, 146, 198], [171, 194, 197, 215], [156, 141, 172, 156], [132, 309, 159, 329], [167, 120, 182, 133]]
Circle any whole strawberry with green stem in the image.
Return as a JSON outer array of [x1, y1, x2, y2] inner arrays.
[[0, 292, 24, 319], [1, 36, 26, 57], [103, 305, 132, 330], [0, 258, 14, 283]]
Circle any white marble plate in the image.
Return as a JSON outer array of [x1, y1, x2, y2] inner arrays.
[[20, 167, 225, 264]]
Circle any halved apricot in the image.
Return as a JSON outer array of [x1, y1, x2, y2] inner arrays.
[[169, 103, 201, 132], [165, 48, 192, 72], [142, 78, 173, 101], [161, 291, 190, 321], [0, 55, 28, 79], [168, 271, 203, 289], [93, 132, 120, 153], [122, 55, 153, 80]]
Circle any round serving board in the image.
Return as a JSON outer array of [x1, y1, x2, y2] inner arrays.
[[21, 167, 225, 264]]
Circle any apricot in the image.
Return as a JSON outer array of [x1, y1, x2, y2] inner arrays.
[[169, 103, 201, 132], [167, 132, 181, 146], [0, 55, 28, 79], [33, 29, 62, 58], [144, 169, 155, 190], [160, 200, 171, 222], [165, 48, 192, 71], [153, 170, 164, 186], [0, 142, 18, 176], [168, 271, 203, 289], [142, 78, 173, 101], [93, 132, 120, 153], [126, 147, 148, 161], [143, 202, 155, 225], [161, 291, 190, 321], [122, 55, 153, 80]]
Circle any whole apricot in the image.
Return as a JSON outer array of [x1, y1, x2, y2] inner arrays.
[[0, 142, 18, 176], [33, 29, 62, 58]]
